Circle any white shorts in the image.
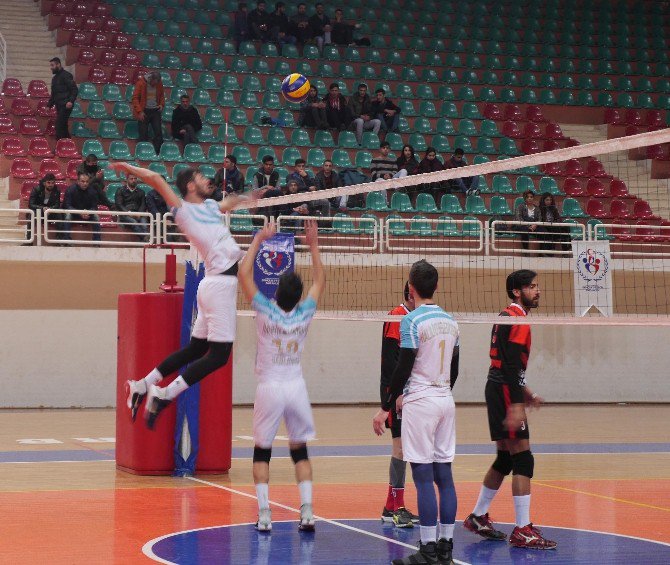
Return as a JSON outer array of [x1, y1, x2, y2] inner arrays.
[[253, 378, 315, 448], [191, 275, 238, 342], [401, 395, 456, 464]]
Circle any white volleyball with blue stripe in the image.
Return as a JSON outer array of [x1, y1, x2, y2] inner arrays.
[[281, 73, 311, 103]]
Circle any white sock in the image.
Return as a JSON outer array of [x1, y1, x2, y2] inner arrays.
[[143, 368, 163, 389], [439, 522, 455, 540], [473, 485, 499, 516], [164, 376, 188, 400], [419, 525, 437, 545], [256, 483, 269, 510], [513, 494, 531, 527], [298, 480, 312, 506]]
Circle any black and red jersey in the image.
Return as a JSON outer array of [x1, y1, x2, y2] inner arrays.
[[380, 304, 410, 400], [487, 303, 530, 403]]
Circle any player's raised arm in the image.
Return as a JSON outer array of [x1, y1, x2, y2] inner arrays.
[[239, 221, 277, 302], [305, 220, 325, 303], [218, 188, 264, 213], [108, 162, 181, 209]]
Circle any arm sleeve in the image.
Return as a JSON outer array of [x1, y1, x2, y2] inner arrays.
[[382, 348, 418, 410], [28, 188, 40, 210], [114, 189, 127, 212], [380, 323, 399, 391], [171, 109, 179, 137], [498, 324, 527, 403], [450, 344, 460, 389]]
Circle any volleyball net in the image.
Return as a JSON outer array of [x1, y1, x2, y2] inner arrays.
[[228, 128, 670, 324]]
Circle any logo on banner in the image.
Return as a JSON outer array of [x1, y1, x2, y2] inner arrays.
[[255, 249, 293, 277], [576, 247, 609, 290]]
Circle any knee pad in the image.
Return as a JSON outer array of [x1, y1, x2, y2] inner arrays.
[[290, 445, 309, 464], [511, 450, 534, 479], [491, 450, 513, 476], [253, 447, 272, 463]]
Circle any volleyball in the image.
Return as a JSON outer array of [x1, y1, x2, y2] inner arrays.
[[281, 73, 311, 103]]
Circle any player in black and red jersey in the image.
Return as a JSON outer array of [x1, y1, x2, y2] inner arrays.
[[374, 281, 419, 528], [464, 270, 557, 550]]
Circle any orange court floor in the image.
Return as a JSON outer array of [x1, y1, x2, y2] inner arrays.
[[0, 404, 669, 564]]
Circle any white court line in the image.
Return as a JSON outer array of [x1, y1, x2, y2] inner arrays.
[[182, 476, 472, 565]]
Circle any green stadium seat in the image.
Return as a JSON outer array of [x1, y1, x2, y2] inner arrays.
[[417, 85, 435, 100], [413, 118, 434, 134], [386, 214, 408, 236], [477, 137, 496, 154], [290, 128, 311, 147], [338, 131, 358, 148], [281, 147, 302, 166], [490, 195, 513, 216], [208, 56, 227, 73], [576, 92, 596, 106], [462, 215, 481, 237], [493, 174, 514, 194], [440, 194, 464, 215], [538, 176, 563, 195], [408, 133, 427, 152], [355, 150, 372, 169], [147, 162, 171, 182], [322, 45, 340, 61], [362, 132, 380, 150], [409, 215, 434, 236], [192, 89, 213, 106], [500, 88, 518, 103], [313, 130, 335, 148], [82, 140, 108, 160], [183, 144, 207, 163], [432, 135, 451, 153], [465, 195, 489, 214], [232, 146, 253, 165], [266, 127, 288, 146], [421, 69, 440, 83], [86, 101, 110, 120], [416, 193, 438, 213], [366, 191, 389, 211], [228, 109, 249, 126], [436, 118, 456, 136], [440, 103, 459, 119], [185, 56, 206, 71], [240, 91, 260, 108], [196, 124, 216, 143], [435, 216, 460, 237], [205, 145, 224, 163], [132, 141, 158, 162], [419, 101, 438, 118], [123, 121, 139, 140], [461, 103, 482, 119], [230, 59, 249, 74], [216, 90, 237, 107], [332, 149, 353, 168], [97, 120, 122, 139], [454, 136, 473, 153], [78, 83, 100, 101], [163, 55, 183, 70], [458, 86, 477, 101], [262, 92, 282, 111], [244, 126, 264, 145], [395, 83, 413, 99], [499, 138, 520, 155], [253, 59, 271, 74], [515, 176, 535, 194], [384, 132, 403, 151], [256, 146, 276, 163], [562, 197, 588, 218], [458, 119, 477, 136], [391, 192, 415, 212], [108, 141, 133, 161], [156, 142, 180, 162], [306, 148, 326, 168], [205, 107, 226, 125]]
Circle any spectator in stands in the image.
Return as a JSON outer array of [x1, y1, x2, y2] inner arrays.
[[248, 1, 272, 42], [515, 190, 540, 251], [47, 57, 78, 140], [132, 71, 165, 154], [171, 94, 202, 149], [348, 83, 381, 146], [371, 88, 401, 134], [371, 141, 406, 182], [315, 159, 345, 211], [286, 179, 310, 226], [213, 155, 245, 197], [232, 2, 250, 51], [290, 3, 313, 45], [299, 86, 329, 129], [446, 148, 480, 195], [309, 2, 331, 51], [417, 146, 446, 201], [252, 156, 280, 190], [331, 8, 358, 45], [305, 175, 331, 217], [270, 2, 297, 46], [62, 172, 102, 242], [288, 158, 317, 192], [323, 83, 349, 131], [77, 154, 114, 209], [115, 173, 149, 242], [27, 173, 61, 243], [538, 192, 570, 254], [396, 144, 419, 176]]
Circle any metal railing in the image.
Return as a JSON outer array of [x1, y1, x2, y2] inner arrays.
[[276, 215, 379, 251], [0, 32, 6, 84], [489, 220, 584, 255], [0, 208, 34, 244], [384, 217, 484, 253], [589, 222, 670, 257], [161, 212, 269, 248]]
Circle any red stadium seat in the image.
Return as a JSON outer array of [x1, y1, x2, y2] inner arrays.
[[71, 2, 92, 16], [60, 15, 78, 31], [526, 105, 547, 123], [586, 158, 609, 177], [633, 200, 660, 220], [502, 120, 522, 138], [542, 162, 563, 175], [586, 178, 607, 197], [564, 138, 580, 148], [564, 159, 585, 176], [39, 158, 64, 179], [51, 2, 71, 16], [610, 199, 633, 219], [543, 140, 560, 152], [10, 158, 37, 179], [0, 116, 18, 134], [66, 159, 83, 180], [80, 17, 102, 32], [110, 67, 133, 85], [28, 137, 53, 158], [55, 138, 80, 159], [44, 119, 56, 136], [1, 137, 26, 157], [101, 18, 121, 33], [87, 66, 108, 84], [20, 180, 36, 201], [77, 48, 96, 65], [563, 177, 587, 197], [0, 98, 8, 115], [624, 109, 644, 126], [120, 52, 141, 68], [609, 179, 633, 199], [612, 225, 634, 242], [10, 98, 35, 116], [92, 3, 111, 18], [604, 108, 624, 125], [523, 122, 543, 139], [521, 139, 541, 153], [35, 100, 56, 117], [545, 123, 564, 139], [645, 110, 664, 128], [111, 34, 131, 50], [586, 198, 609, 219], [633, 222, 659, 242], [503, 104, 522, 121], [90, 32, 110, 48], [27, 80, 50, 99], [624, 125, 639, 136], [1, 77, 25, 97], [68, 31, 89, 47], [98, 50, 118, 66], [483, 103, 502, 120], [19, 118, 44, 136]]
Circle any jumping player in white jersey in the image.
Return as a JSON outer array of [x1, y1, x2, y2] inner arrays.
[[238, 219, 325, 533], [109, 162, 255, 429], [373, 260, 460, 565]]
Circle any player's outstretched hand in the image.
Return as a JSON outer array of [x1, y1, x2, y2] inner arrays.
[[526, 393, 544, 410], [304, 219, 319, 247], [255, 220, 276, 242], [372, 409, 389, 436], [107, 162, 130, 173]]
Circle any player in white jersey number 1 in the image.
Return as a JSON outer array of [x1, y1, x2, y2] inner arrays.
[[109, 162, 257, 429], [373, 260, 460, 565], [239, 219, 325, 533]]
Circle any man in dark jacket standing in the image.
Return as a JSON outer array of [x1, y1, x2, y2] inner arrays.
[[47, 57, 78, 140], [27, 173, 61, 242], [171, 94, 202, 149], [115, 173, 149, 241], [62, 172, 102, 242]]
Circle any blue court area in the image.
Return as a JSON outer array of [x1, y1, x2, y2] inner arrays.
[[147, 519, 670, 564]]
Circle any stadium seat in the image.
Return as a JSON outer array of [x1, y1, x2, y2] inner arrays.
[[465, 195, 489, 214], [266, 127, 289, 147], [18, 118, 43, 136], [26, 138, 51, 161], [538, 176, 562, 195], [332, 149, 353, 168], [1, 78, 24, 97], [306, 148, 326, 168], [207, 145, 226, 163], [281, 147, 302, 166], [562, 198, 588, 218], [610, 199, 633, 219], [1, 137, 26, 157], [493, 175, 515, 194], [183, 144, 207, 163], [366, 191, 389, 211], [408, 134, 427, 152], [244, 126, 264, 145], [290, 129, 311, 147], [26, 80, 49, 99], [440, 194, 464, 215], [97, 120, 121, 139], [432, 135, 451, 153], [313, 130, 335, 148], [415, 193, 438, 213], [490, 196, 513, 216], [81, 139, 107, 160], [108, 141, 133, 161], [10, 158, 37, 179], [633, 200, 659, 220], [232, 146, 254, 165], [86, 101, 110, 120], [586, 198, 609, 219], [387, 214, 408, 236], [462, 215, 481, 237]]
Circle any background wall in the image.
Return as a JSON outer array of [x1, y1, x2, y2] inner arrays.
[[1, 310, 667, 407]]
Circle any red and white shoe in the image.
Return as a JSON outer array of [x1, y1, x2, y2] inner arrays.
[[509, 524, 557, 550]]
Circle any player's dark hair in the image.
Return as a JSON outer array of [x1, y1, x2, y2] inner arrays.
[[175, 167, 200, 197], [409, 260, 438, 299], [522, 189, 535, 199], [225, 154, 237, 165], [380, 141, 390, 149], [262, 155, 274, 164], [276, 272, 303, 312], [403, 280, 410, 302], [506, 269, 537, 300], [294, 158, 306, 166], [50, 57, 61, 65]]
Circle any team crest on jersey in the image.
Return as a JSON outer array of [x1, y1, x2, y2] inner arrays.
[[256, 250, 293, 276]]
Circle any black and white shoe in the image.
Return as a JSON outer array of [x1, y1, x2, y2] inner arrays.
[[392, 541, 439, 564], [125, 380, 146, 422], [437, 538, 454, 565], [145, 384, 172, 430]]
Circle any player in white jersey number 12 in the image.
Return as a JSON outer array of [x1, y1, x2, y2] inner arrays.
[[109, 162, 257, 429], [239, 219, 325, 533]]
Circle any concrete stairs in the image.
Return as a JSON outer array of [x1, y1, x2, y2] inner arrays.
[[560, 123, 670, 219]]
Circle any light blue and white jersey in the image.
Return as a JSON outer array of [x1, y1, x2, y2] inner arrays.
[[252, 291, 317, 384], [173, 199, 243, 276], [400, 304, 460, 401]]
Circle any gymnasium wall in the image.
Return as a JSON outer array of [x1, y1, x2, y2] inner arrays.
[[0, 250, 668, 407]]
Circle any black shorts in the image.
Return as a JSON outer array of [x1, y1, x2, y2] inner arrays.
[[385, 408, 402, 438], [485, 380, 529, 441]]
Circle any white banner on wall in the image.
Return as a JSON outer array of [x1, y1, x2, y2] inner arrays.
[[573, 241, 614, 317]]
